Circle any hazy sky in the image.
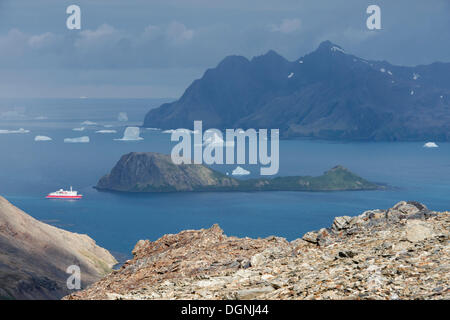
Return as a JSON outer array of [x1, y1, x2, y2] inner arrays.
[[0, 0, 449, 98]]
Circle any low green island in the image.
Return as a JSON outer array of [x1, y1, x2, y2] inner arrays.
[[96, 152, 383, 193]]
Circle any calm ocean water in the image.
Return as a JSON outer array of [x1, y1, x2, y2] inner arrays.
[[1, 98, 449, 258]]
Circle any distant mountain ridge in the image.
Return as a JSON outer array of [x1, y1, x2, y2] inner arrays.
[[143, 41, 450, 141]]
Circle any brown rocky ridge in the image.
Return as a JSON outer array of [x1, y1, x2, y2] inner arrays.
[[65, 201, 449, 300], [0, 196, 117, 299]]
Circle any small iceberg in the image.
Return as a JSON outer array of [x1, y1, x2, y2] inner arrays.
[[146, 127, 161, 131], [118, 112, 128, 122], [96, 130, 117, 134], [34, 135, 52, 141], [64, 136, 90, 143], [423, 142, 439, 148], [0, 128, 30, 134], [203, 131, 234, 147], [103, 124, 114, 128], [288, 72, 294, 78], [114, 127, 143, 141], [81, 121, 97, 126], [163, 128, 195, 134], [73, 127, 85, 131], [232, 166, 251, 176]]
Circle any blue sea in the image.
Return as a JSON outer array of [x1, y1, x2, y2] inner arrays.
[[1, 98, 449, 260]]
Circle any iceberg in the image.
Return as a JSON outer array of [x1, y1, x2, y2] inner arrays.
[[114, 127, 143, 141], [163, 128, 194, 134], [64, 136, 90, 143], [118, 112, 128, 122], [34, 135, 52, 141], [232, 166, 250, 176], [73, 127, 85, 131], [96, 130, 117, 134], [0, 128, 30, 134], [203, 131, 234, 147], [423, 142, 439, 148], [81, 121, 97, 126], [288, 72, 294, 78]]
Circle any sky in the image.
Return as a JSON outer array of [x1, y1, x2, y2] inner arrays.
[[0, 0, 449, 98]]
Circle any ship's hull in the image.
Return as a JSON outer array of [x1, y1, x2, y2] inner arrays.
[[46, 195, 83, 199]]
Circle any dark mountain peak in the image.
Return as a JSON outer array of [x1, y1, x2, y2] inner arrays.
[[217, 55, 249, 69], [251, 49, 288, 65], [308, 41, 346, 58], [144, 42, 450, 141], [317, 40, 343, 51]]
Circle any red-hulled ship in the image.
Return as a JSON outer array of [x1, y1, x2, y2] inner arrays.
[[46, 186, 83, 200]]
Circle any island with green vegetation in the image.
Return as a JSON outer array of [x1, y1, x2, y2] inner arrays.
[[96, 152, 383, 193]]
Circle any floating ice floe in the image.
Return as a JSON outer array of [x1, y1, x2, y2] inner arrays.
[[288, 72, 294, 78], [146, 128, 161, 131], [387, 71, 393, 75], [34, 135, 52, 141], [232, 166, 251, 176], [118, 112, 128, 122], [0, 128, 30, 134], [410, 90, 415, 95], [81, 121, 97, 126], [114, 127, 143, 141], [64, 136, 90, 143], [413, 73, 420, 80], [103, 124, 114, 128], [163, 128, 196, 134], [73, 127, 85, 131], [0, 110, 26, 120], [298, 60, 303, 64], [96, 130, 117, 134], [440, 95, 444, 99], [380, 68, 386, 73], [35, 116, 48, 120], [423, 142, 439, 148]]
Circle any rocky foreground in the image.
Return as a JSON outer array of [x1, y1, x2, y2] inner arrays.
[[0, 196, 117, 299], [66, 201, 449, 300]]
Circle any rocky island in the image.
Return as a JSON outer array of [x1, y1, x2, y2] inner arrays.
[[0, 196, 117, 299], [96, 152, 382, 193], [65, 201, 449, 300]]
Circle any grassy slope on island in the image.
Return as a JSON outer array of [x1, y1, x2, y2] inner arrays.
[[96, 152, 382, 193]]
